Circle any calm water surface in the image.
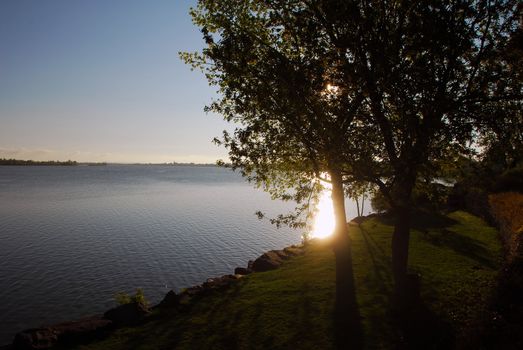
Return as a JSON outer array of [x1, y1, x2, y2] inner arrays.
[[0, 165, 306, 344]]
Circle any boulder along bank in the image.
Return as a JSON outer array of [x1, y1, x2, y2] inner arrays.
[[7, 244, 305, 350]]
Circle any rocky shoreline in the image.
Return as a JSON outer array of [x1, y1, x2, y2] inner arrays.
[[4, 244, 305, 350]]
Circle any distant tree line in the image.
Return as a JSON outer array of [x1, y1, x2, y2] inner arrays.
[[0, 158, 78, 166], [131, 162, 218, 167], [168, 162, 217, 167]]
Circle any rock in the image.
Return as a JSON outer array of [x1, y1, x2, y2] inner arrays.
[[103, 302, 150, 327], [249, 246, 304, 273], [13, 328, 57, 350], [178, 285, 205, 304], [252, 251, 285, 272], [157, 290, 179, 309], [202, 274, 239, 290], [234, 267, 253, 275], [272, 249, 291, 260], [185, 285, 204, 296], [51, 316, 112, 342], [12, 316, 111, 350], [283, 246, 304, 257], [247, 260, 254, 270]]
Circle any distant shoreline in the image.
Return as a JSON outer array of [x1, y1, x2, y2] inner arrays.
[[0, 158, 218, 167], [0, 158, 79, 166]]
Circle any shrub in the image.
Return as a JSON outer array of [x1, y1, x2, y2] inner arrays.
[[114, 288, 148, 306], [489, 192, 523, 261]]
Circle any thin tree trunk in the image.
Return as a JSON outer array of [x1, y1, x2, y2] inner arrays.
[[356, 197, 361, 217], [329, 169, 357, 314], [361, 195, 365, 215]]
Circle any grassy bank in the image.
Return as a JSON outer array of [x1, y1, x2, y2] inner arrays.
[[70, 211, 501, 350]]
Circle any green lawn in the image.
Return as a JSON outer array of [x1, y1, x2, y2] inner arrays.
[[70, 211, 501, 350]]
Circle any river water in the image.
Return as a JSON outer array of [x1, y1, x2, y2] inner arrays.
[[0, 165, 369, 344], [0, 165, 299, 344]]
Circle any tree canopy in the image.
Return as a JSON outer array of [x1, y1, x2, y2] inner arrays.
[[183, 0, 522, 309], [181, 0, 371, 329]]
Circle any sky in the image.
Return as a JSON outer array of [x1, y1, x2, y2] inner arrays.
[[0, 0, 231, 163]]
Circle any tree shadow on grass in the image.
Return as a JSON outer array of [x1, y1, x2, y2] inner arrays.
[[421, 228, 496, 269], [180, 282, 247, 350], [359, 225, 391, 292], [166, 277, 340, 349], [113, 282, 248, 350], [378, 210, 496, 269], [477, 257, 523, 350], [333, 308, 364, 350], [358, 221, 456, 349], [376, 210, 458, 230], [393, 302, 455, 350]]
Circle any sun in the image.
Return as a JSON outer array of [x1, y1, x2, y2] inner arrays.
[[310, 190, 336, 239]]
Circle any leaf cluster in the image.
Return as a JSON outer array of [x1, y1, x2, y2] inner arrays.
[[181, 0, 521, 224]]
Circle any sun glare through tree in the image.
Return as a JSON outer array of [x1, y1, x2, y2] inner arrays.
[[311, 189, 335, 239]]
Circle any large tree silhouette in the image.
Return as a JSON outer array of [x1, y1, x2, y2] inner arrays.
[[319, 0, 521, 301], [181, 1, 368, 329], [183, 0, 521, 312]]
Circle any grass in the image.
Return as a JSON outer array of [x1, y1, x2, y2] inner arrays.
[[69, 210, 501, 350]]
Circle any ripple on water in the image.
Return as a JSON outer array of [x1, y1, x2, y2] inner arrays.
[[0, 166, 305, 345]]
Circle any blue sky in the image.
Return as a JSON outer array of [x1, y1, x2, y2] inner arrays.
[[0, 0, 231, 163]]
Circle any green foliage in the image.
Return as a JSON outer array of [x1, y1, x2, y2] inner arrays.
[[114, 288, 148, 307], [114, 293, 131, 305], [70, 211, 501, 350], [413, 182, 453, 212], [444, 161, 523, 215], [371, 181, 452, 213], [370, 190, 390, 213], [181, 0, 521, 218], [180, 0, 520, 311], [180, 0, 383, 231]]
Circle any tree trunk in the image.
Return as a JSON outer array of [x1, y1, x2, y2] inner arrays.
[[390, 172, 416, 308], [329, 169, 357, 314], [391, 204, 412, 305], [356, 197, 361, 217], [329, 168, 362, 348]]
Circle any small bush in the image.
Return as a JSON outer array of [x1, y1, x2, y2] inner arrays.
[[114, 288, 148, 306]]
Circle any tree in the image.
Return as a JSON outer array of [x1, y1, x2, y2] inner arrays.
[[181, 1, 368, 329], [319, 0, 521, 301], [478, 12, 523, 174], [183, 0, 521, 313]]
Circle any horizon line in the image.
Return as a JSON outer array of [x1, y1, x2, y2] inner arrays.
[[0, 158, 224, 166]]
